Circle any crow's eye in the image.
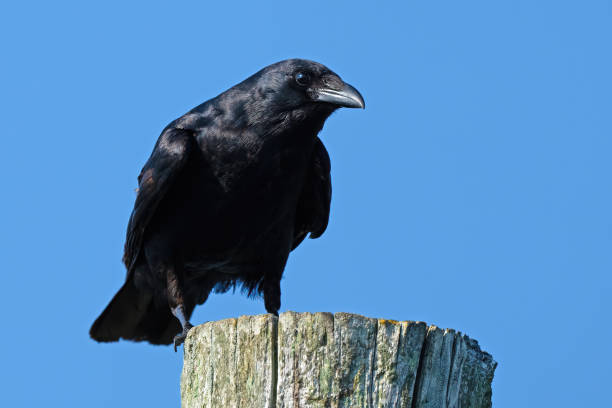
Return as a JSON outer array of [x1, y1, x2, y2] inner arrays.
[[294, 72, 311, 87]]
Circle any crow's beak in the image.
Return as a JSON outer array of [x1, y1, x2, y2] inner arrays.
[[315, 82, 365, 109]]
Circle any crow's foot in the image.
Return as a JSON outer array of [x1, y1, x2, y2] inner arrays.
[[173, 322, 193, 352]]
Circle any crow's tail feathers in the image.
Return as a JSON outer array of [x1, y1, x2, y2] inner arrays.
[[89, 279, 180, 345]]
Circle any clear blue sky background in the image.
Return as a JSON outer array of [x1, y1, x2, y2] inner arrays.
[[1, 1, 610, 407]]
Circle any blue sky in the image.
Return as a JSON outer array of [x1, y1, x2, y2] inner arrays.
[[1, 1, 611, 407]]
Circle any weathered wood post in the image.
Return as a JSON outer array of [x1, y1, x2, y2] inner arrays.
[[181, 312, 496, 408]]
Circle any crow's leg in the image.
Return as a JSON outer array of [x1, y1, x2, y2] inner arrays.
[[263, 249, 289, 316], [263, 276, 281, 316], [167, 268, 193, 352]]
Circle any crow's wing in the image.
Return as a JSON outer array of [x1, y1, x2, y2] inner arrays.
[[292, 137, 332, 250], [123, 127, 195, 272]]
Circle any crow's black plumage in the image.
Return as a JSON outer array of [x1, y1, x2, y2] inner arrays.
[[90, 59, 364, 349]]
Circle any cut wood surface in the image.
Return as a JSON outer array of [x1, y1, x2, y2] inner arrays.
[[181, 312, 496, 408]]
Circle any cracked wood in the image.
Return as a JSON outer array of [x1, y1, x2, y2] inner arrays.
[[181, 312, 496, 408]]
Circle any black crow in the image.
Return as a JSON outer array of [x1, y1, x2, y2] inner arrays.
[[90, 59, 364, 350]]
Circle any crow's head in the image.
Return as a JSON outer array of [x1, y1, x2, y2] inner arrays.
[[233, 59, 364, 128]]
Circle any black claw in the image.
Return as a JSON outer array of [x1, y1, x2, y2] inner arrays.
[[173, 323, 193, 352]]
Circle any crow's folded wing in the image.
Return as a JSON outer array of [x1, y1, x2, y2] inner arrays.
[[123, 127, 195, 272], [292, 137, 332, 250]]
